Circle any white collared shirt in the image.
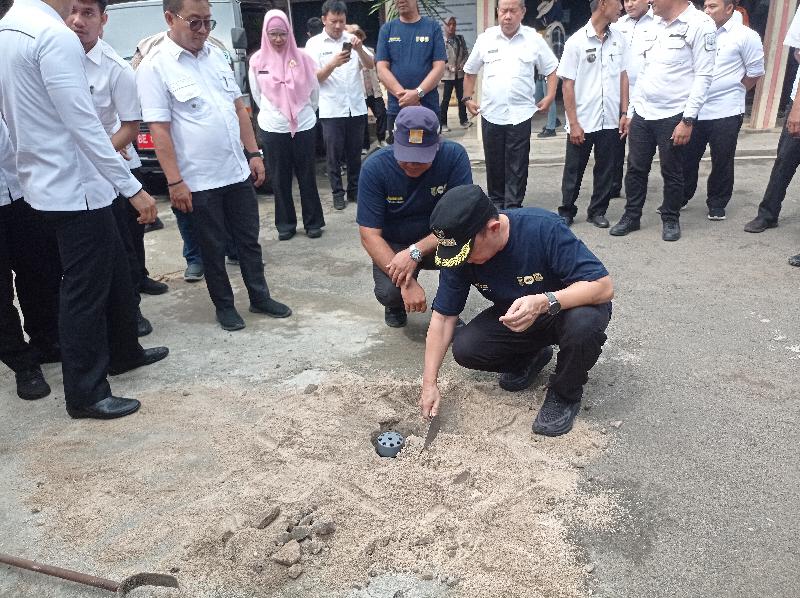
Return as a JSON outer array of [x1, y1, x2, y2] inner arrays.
[[463, 25, 558, 126], [85, 39, 142, 170], [305, 31, 368, 118], [247, 67, 318, 134], [0, 0, 142, 211], [557, 21, 628, 134], [136, 35, 249, 193], [0, 120, 23, 205], [700, 19, 764, 120], [784, 6, 800, 100], [611, 9, 656, 92], [629, 3, 716, 121]]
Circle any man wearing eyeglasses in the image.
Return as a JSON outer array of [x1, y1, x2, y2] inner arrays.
[[137, 0, 292, 331]]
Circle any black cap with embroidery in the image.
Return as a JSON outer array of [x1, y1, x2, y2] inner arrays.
[[429, 184, 498, 268]]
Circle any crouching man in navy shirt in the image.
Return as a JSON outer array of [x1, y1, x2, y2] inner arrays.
[[420, 185, 614, 437]]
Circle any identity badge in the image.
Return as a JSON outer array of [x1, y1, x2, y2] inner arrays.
[[408, 129, 424, 144]]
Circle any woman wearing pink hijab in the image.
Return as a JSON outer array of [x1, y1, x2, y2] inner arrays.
[[249, 10, 324, 240]]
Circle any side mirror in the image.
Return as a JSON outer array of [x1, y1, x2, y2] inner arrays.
[[231, 27, 247, 50]]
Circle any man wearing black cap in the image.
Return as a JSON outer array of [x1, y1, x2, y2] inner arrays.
[[420, 184, 614, 436], [357, 106, 472, 327]]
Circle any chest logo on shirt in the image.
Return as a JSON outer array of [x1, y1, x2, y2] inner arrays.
[[387, 195, 404, 203], [430, 184, 447, 197], [388, 37, 401, 43], [586, 48, 597, 63], [474, 282, 490, 292], [517, 273, 543, 285], [415, 36, 430, 43]]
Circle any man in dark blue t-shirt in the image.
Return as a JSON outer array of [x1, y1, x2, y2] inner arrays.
[[421, 184, 614, 437], [357, 106, 472, 328], [375, 0, 447, 140]]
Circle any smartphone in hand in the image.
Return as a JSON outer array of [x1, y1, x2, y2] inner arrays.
[[341, 41, 352, 52]]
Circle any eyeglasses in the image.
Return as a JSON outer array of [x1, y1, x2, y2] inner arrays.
[[267, 31, 288, 39], [173, 13, 217, 32]]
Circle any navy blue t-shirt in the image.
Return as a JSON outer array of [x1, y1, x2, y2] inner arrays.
[[432, 208, 609, 316], [375, 17, 447, 117], [356, 140, 472, 245]]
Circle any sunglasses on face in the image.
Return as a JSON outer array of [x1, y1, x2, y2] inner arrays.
[[174, 13, 217, 32]]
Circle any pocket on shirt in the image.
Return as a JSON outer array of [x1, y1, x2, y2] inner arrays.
[[483, 53, 502, 78], [219, 71, 240, 98], [168, 79, 208, 117], [516, 53, 537, 78]]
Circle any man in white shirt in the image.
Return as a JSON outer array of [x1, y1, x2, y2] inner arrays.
[[305, 0, 374, 211], [682, 0, 764, 220], [557, 0, 628, 229], [463, 0, 558, 210], [610, 0, 656, 197], [137, 0, 291, 331], [610, 0, 716, 242], [0, 0, 166, 420]]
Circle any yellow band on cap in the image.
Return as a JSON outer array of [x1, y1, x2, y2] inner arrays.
[[435, 238, 472, 268]]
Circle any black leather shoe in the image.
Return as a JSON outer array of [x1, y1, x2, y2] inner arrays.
[[143, 217, 164, 233], [499, 346, 554, 392], [16, 367, 51, 400], [610, 216, 640, 236], [662, 220, 681, 242], [587, 213, 609, 228], [137, 309, 153, 337], [385, 307, 407, 328], [306, 228, 322, 239], [560, 214, 574, 227], [744, 217, 778, 233], [249, 298, 292, 318], [216, 307, 245, 331], [108, 346, 169, 375], [67, 396, 141, 420], [139, 276, 168, 295], [278, 230, 296, 241], [333, 195, 346, 210]]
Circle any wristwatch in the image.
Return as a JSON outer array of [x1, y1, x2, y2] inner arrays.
[[408, 244, 423, 263], [461, 95, 473, 104], [544, 291, 561, 316], [245, 149, 263, 160], [681, 116, 696, 126], [416, 86, 425, 99]]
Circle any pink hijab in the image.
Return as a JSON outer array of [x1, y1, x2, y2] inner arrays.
[[249, 10, 317, 136]]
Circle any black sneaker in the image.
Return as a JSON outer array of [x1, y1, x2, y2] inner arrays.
[[144, 217, 164, 233], [278, 230, 296, 241], [532, 389, 582, 437], [609, 216, 640, 236], [499, 346, 554, 392], [789, 253, 800, 267], [139, 276, 168, 295], [587, 213, 609, 228], [216, 307, 245, 331], [384, 307, 407, 328], [537, 128, 556, 138], [250, 298, 292, 318], [333, 195, 346, 210], [306, 228, 323, 239], [662, 220, 681, 242], [707, 208, 726, 221], [137, 309, 153, 337], [744, 217, 777, 233], [16, 367, 51, 400]]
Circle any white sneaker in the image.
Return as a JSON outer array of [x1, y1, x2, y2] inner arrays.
[[461, 121, 473, 128], [441, 125, 451, 132]]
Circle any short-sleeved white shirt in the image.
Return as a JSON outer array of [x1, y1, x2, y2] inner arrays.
[[784, 6, 800, 100], [136, 35, 249, 193], [305, 31, 368, 119], [611, 9, 656, 92], [85, 39, 142, 170], [629, 3, 717, 121], [700, 19, 764, 120], [557, 21, 628, 134], [463, 25, 558, 126], [247, 67, 318, 134], [0, 120, 23, 205]]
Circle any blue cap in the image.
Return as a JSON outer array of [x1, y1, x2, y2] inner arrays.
[[392, 106, 441, 163]]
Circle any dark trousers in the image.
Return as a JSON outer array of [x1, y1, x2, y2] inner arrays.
[[112, 195, 142, 309], [42, 206, 142, 408], [440, 78, 468, 126], [126, 168, 148, 285], [755, 118, 800, 223], [559, 128, 618, 219], [482, 117, 533, 209], [0, 199, 60, 373], [189, 179, 270, 311], [611, 134, 626, 197], [452, 302, 612, 403], [682, 114, 743, 209], [320, 115, 367, 201], [387, 114, 396, 145], [262, 128, 325, 235], [372, 241, 437, 309], [623, 113, 685, 223], [364, 97, 387, 148], [173, 208, 204, 266]]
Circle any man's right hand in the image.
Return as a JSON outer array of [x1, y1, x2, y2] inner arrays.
[[569, 123, 585, 145], [420, 381, 441, 419], [397, 89, 421, 108], [465, 99, 480, 117], [401, 279, 427, 313], [129, 189, 158, 224], [329, 50, 351, 70], [387, 248, 417, 286], [169, 181, 193, 213]]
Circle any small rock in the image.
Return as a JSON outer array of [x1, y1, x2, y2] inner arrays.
[[413, 534, 434, 546], [252, 563, 264, 574], [312, 520, 335, 536], [298, 514, 314, 527], [287, 564, 303, 579], [379, 536, 391, 547], [364, 540, 376, 556], [453, 470, 471, 485], [254, 505, 281, 530], [438, 573, 448, 583], [275, 532, 292, 545], [303, 384, 318, 394], [446, 575, 460, 587], [600, 428, 608, 435], [582, 404, 591, 411], [283, 518, 296, 532], [584, 563, 596, 574], [31, 507, 41, 514], [369, 567, 378, 577], [420, 572, 435, 581], [182, 390, 190, 396], [169, 567, 181, 574], [309, 540, 323, 555], [291, 525, 311, 541], [610, 420, 623, 429], [271, 540, 301, 566]]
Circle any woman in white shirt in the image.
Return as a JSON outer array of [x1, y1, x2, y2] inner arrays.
[[249, 10, 325, 240]]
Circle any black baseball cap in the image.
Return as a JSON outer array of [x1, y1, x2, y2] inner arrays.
[[392, 106, 440, 163], [430, 185, 498, 268]]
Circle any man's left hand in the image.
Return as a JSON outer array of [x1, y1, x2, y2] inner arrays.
[[401, 279, 427, 313], [249, 156, 266, 186], [397, 89, 421, 108], [788, 102, 800, 137], [619, 116, 629, 139], [536, 94, 555, 113], [387, 248, 417, 286], [671, 121, 693, 146], [498, 294, 549, 332]]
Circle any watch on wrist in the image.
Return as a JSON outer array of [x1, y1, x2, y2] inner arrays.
[[408, 244, 423, 263], [461, 95, 472, 104], [544, 291, 561, 316], [681, 116, 696, 126], [245, 149, 263, 160], [416, 86, 425, 99]]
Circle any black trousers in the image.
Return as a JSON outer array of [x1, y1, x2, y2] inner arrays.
[[623, 113, 685, 223], [42, 206, 142, 408], [611, 134, 626, 197], [387, 114, 396, 145], [682, 114, 743, 209], [364, 97, 387, 148], [440, 78, 468, 126], [482, 117, 533, 209], [559, 128, 618, 219], [261, 128, 325, 235], [112, 195, 142, 309], [190, 179, 271, 311], [372, 241, 437, 309], [755, 118, 800, 223], [126, 168, 149, 286], [452, 302, 612, 403], [320, 115, 367, 201], [0, 199, 60, 373]]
